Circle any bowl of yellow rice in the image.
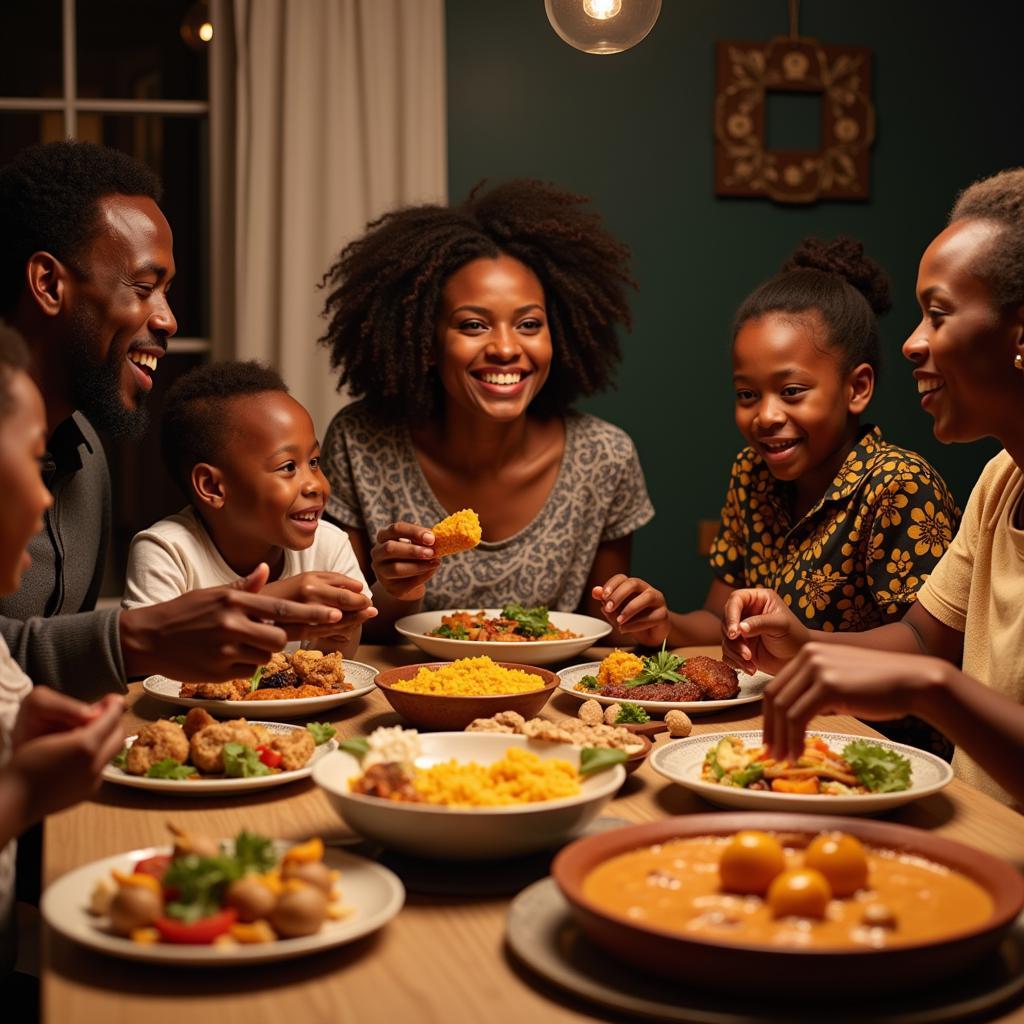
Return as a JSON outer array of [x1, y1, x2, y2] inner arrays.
[[313, 731, 625, 859], [373, 657, 558, 730]]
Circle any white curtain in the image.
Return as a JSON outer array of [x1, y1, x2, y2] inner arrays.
[[222, 0, 447, 433]]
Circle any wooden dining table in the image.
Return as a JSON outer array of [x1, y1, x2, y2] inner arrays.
[[41, 645, 1024, 1024]]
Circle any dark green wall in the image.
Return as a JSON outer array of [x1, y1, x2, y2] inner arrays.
[[446, 0, 1021, 609]]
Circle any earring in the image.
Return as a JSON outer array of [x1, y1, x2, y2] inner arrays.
[[1016, 353, 1024, 371]]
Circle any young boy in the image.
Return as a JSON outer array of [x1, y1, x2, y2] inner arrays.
[[123, 361, 375, 657]]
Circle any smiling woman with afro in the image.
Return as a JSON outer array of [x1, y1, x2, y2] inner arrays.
[[317, 179, 654, 641]]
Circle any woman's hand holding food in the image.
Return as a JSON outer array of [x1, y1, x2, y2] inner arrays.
[[3, 689, 124, 832], [721, 588, 811, 674], [761, 643, 947, 763], [592, 575, 670, 647], [370, 522, 441, 602]]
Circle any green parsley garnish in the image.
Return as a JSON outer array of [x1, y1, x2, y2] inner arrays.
[[146, 759, 197, 780], [111, 747, 128, 770], [614, 701, 650, 724], [579, 674, 600, 690], [842, 741, 912, 793], [306, 722, 337, 745], [624, 644, 688, 688], [433, 623, 469, 640], [249, 666, 266, 693], [500, 603, 552, 638], [339, 736, 370, 758], [222, 742, 271, 778]]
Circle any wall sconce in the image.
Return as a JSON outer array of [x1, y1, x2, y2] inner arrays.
[[181, 1, 214, 51], [544, 0, 662, 55]]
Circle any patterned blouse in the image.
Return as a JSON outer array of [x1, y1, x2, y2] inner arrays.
[[321, 402, 655, 612], [709, 425, 961, 631]]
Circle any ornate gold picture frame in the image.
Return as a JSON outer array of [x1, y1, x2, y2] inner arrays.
[[714, 36, 875, 203]]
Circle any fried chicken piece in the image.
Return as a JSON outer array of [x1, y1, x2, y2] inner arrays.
[[125, 720, 189, 776], [430, 508, 481, 557], [179, 679, 249, 700], [290, 650, 347, 691], [183, 707, 216, 739], [685, 656, 740, 700], [189, 720, 266, 774], [270, 729, 316, 771]]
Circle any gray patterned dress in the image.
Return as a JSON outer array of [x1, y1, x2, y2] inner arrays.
[[321, 402, 655, 612]]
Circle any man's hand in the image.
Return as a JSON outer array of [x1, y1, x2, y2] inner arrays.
[[119, 564, 344, 680], [720, 588, 811, 674]]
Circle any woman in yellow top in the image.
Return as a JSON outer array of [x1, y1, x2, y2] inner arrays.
[[722, 169, 1024, 807]]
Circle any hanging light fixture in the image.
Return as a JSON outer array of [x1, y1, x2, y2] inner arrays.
[[544, 0, 662, 55]]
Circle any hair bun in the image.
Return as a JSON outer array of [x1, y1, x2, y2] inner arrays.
[[783, 236, 892, 316]]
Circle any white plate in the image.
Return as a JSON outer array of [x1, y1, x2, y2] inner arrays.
[[102, 721, 339, 796], [314, 732, 625, 860], [557, 662, 770, 714], [394, 610, 611, 666], [41, 845, 404, 966], [141, 660, 379, 719], [650, 729, 954, 815]]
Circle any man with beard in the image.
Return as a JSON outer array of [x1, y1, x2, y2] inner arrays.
[[0, 141, 360, 697]]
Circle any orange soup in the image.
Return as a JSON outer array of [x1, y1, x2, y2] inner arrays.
[[582, 835, 993, 950]]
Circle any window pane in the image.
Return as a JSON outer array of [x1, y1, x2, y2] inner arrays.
[[0, 113, 66, 166], [76, 0, 209, 101], [0, 1, 62, 98], [76, 113, 209, 337]]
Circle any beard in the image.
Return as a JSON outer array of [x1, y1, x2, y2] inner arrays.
[[66, 308, 150, 439]]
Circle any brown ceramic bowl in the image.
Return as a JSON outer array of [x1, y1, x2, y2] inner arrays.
[[623, 733, 652, 775], [552, 812, 1024, 997], [374, 662, 558, 730]]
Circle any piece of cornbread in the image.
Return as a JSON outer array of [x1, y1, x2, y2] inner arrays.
[[431, 508, 482, 557]]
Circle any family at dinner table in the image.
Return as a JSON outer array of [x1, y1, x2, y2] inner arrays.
[[0, 139, 1023, 984]]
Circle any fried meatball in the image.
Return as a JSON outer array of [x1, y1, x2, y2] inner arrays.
[[125, 720, 189, 775], [270, 729, 316, 771], [183, 707, 216, 739], [685, 656, 740, 700], [189, 721, 266, 774]]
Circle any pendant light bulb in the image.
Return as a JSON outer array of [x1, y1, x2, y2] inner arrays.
[[545, 0, 661, 55]]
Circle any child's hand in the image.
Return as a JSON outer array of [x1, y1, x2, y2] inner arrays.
[[720, 588, 810, 674], [262, 572, 378, 628], [7, 690, 124, 828], [371, 522, 441, 602], [592, 575, 670, 647]]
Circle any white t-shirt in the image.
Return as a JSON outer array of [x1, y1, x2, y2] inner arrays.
[[122, 506, 371, 608], [0, 635, 32, 972]]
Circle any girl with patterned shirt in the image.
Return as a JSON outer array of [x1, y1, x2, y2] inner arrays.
[[318, 181, 653, 641], [723, 169, 1024, 808], [596, 237, 959, 647]]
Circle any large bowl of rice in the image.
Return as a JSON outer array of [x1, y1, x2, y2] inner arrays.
[[313, 732, 625, 859], [373, 657, 558, 730]]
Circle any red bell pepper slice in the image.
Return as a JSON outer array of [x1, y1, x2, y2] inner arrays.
[[153, 907, 237, 945], [257, 744, 283, 769], [133, 854, 172, 881]]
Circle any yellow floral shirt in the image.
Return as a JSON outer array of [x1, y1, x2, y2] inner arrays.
[[709, 426, 961, 632]]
